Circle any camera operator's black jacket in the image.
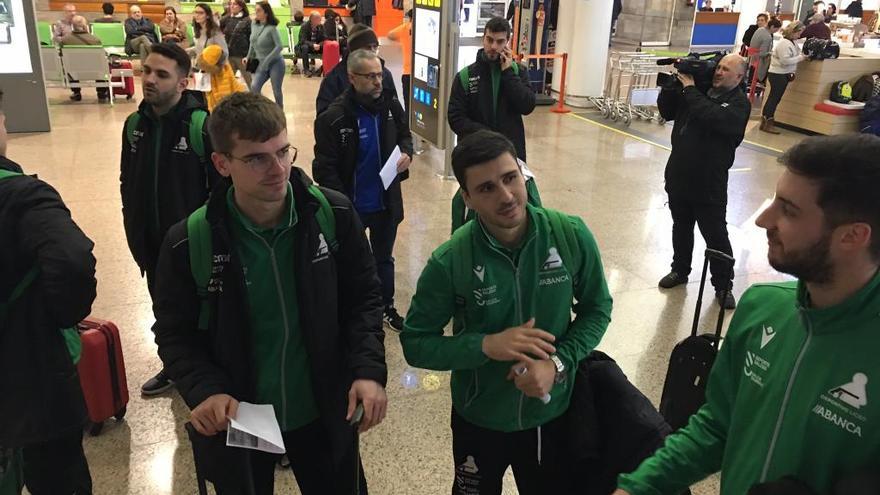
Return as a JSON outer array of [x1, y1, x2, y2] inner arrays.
[[658, 84, 750, 205]]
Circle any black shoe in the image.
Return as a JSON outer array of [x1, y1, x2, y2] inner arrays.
[[716, 290, 737, 310], [383, 306, 404, 332], [658, 271, 688, 289], [141, 369, 174, 396], [69, 93, 82, 101]]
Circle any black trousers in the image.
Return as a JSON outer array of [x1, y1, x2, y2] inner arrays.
[[296, 41, 321, 68], [401, 74, 411, 120], [359, 209, 398, 307], [669, 197, 734, 290], [22, 430, 93, 495], [762, 72, 790, 119], [354, 14, 373, 27], [214, 420, 367, 495], [450, 409, 574, 495]]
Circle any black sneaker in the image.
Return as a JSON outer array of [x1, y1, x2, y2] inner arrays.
[[141, 369, 174, 396], [69, 93, 82, 102], [658, 271, 688, 289], [716, 290, 737, 310], [383, 306, 404, 332]]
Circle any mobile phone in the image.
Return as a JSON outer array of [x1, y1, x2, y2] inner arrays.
[[349, 403, 365, 426]]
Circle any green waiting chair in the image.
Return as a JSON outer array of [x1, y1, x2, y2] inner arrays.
[[38, 21, 53, 46], [91, 22, 129, 58]]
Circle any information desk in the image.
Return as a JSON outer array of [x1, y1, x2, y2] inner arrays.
[[774, 47, 880, 134], [691, 11, 740, 48]]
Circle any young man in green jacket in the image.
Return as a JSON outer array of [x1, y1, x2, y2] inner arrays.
[[615, 134, 880, 495], [401, 130, 613, 494]]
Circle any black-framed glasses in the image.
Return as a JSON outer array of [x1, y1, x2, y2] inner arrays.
[[223, 145, 297, 172], [353, 72, 383, 82]]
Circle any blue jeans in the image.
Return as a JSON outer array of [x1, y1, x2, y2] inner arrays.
[[250, 57, 284, 108]]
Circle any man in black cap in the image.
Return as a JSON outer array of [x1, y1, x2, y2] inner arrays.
[[316, 24, 398, 115]]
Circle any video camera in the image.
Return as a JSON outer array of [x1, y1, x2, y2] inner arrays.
[[656, 51, 726, 92]]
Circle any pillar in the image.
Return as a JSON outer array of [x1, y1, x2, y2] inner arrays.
[[551, 0, 612, 105]]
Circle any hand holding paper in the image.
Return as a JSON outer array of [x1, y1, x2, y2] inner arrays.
[[380, 145, 409, 190], [191, 393, 239, 436], [226, 402, 286, 454]]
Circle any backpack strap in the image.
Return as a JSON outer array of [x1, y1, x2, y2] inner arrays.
[[544, 208, 582, 285], [307, 184, 338, 253], [124, 112, 140, 147], [189, 110, 208, 161], [186, 205, 213, 330], [0, 169, 21, 180], [450, 221, 476, 332], [459, 66, 469, 92]]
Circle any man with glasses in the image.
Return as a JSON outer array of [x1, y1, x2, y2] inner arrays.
[[120, 42, 218, 396], [313, 49, 413, 332], [153, 92, 387, 494]]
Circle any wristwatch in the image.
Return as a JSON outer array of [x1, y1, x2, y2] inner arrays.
[[549, 354, 566, 384]]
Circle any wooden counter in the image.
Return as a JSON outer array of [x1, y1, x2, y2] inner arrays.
[[49, 0, 167, 22], [775, 51, 880, 134]]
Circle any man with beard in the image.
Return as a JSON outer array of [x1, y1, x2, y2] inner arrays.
[[119, 42, 218, 396], [615, 134, 880, 495], [313, 49, 412, 331]]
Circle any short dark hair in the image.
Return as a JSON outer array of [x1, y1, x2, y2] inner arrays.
[[148, 42, 192, 77], [757, 12, 769, 20], [767, 17, 782, 28], [294, 10, 304, 22], [781, 134, 880, 260], [101, 2, 114, 15], [256, 1, 279, 26], [451, 130, 517, 191], [484, 17, 511, 38], [208, 92, 287, 154]]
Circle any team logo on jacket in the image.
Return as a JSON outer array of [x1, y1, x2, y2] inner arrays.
[[542, 247, 563, 271], [743, 350, 771, 387], [313, 233, 330, 263], [473, 265, 485, 282], [172, 136, 189, 153], [813, 372, 869, 438]]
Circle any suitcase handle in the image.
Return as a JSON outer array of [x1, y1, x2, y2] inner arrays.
[[691, 249, 735, 343]]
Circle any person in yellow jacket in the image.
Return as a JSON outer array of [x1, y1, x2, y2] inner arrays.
[[197, 44, 247, 111]]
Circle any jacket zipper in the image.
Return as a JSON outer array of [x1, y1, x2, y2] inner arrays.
[[374, 115, 385, 209], [760, 310, 812, 482], [153, 120, 163, 235], [252, 231, 293, 430]]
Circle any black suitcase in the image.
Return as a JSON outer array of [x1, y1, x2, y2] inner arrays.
[[659, 248, 735, 431]]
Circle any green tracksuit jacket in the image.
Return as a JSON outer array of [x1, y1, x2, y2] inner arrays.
[[401, 205, 613, 432], [619, 273, 880, 494]]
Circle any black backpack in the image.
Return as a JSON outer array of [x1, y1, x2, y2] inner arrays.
[[851, 74, 879, 102], [803, 38, 841, 60], [830, 81, 853, 104]]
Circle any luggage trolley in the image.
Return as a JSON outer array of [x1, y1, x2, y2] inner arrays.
[[623, 56, 667, 126], [596, 52, 657, 124]]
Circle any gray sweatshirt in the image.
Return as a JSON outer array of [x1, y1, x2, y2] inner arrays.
[[247, 21, 283, 72], [750, 27, 773, 80], [190, 28, 229, 66]]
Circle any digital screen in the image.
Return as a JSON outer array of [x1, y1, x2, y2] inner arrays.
[[0, 0, 34, 73], [411, 1, 443, 145]]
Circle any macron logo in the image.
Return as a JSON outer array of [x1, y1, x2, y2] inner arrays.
[[473, 265, 485, 283], [760, 325, 776, 349]]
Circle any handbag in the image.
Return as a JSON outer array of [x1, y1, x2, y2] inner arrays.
[[245, 57, 260, 73], [193, 71, 212, 92], [787, 73, 796, 82]]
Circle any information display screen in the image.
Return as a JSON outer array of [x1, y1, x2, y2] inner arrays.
[[0, 0, 34, 73], [411, 0, 444, 144]]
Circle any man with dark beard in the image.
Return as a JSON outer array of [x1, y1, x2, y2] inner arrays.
[[615, 134, 880, 495]]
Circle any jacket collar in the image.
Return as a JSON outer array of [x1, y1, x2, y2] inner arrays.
[[797, 268, 880, 332], [0, 155, 24, 174], [206, 167, 322, 227], [138, 90, 207, 122], [476, 204, 539, 256]]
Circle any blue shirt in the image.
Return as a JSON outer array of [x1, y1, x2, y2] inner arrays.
[[354, 105, 384, 214]]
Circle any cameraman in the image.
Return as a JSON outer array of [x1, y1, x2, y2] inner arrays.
[[656, 54, 750, 309]]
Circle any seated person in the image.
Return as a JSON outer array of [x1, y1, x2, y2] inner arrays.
[[59, 16, 110, 102], [323, 9, 348, 51], [52, 3, 76, 42], [124, 5, 158, 62], [159, 6, 188, 47], [93, 2, 119, 23], [296, 11, 324, 76], [800, 12, 832, 39], [287, 9, 304, 27]]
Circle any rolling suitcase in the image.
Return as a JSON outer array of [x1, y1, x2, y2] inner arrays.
[[658, 248, 735, 431], [110, 59, 135, 100], [77, 318, 129, 435], [322, 40, 341, 76]]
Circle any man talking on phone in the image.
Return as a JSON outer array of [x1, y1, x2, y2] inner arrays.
[[448, 16, 536, 162]]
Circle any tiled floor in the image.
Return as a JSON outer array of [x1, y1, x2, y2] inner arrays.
[[8, 46, 806, 494]]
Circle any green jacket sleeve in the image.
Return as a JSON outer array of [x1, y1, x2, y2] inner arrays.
[[400, 253, 490, 371], [553, 218, 612, 372], [617, 303, 744, 494]]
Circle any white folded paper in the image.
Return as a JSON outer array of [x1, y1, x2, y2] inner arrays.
[[226, 402, 286, 454], [380, 145, 402, 190]]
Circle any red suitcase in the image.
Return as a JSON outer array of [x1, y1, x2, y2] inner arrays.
[[322, 40, 340, 76], [110, 59, 135, 100], [77, 318, 129, 435]]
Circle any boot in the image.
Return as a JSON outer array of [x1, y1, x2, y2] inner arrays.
[[760, 116, 781, 134]]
